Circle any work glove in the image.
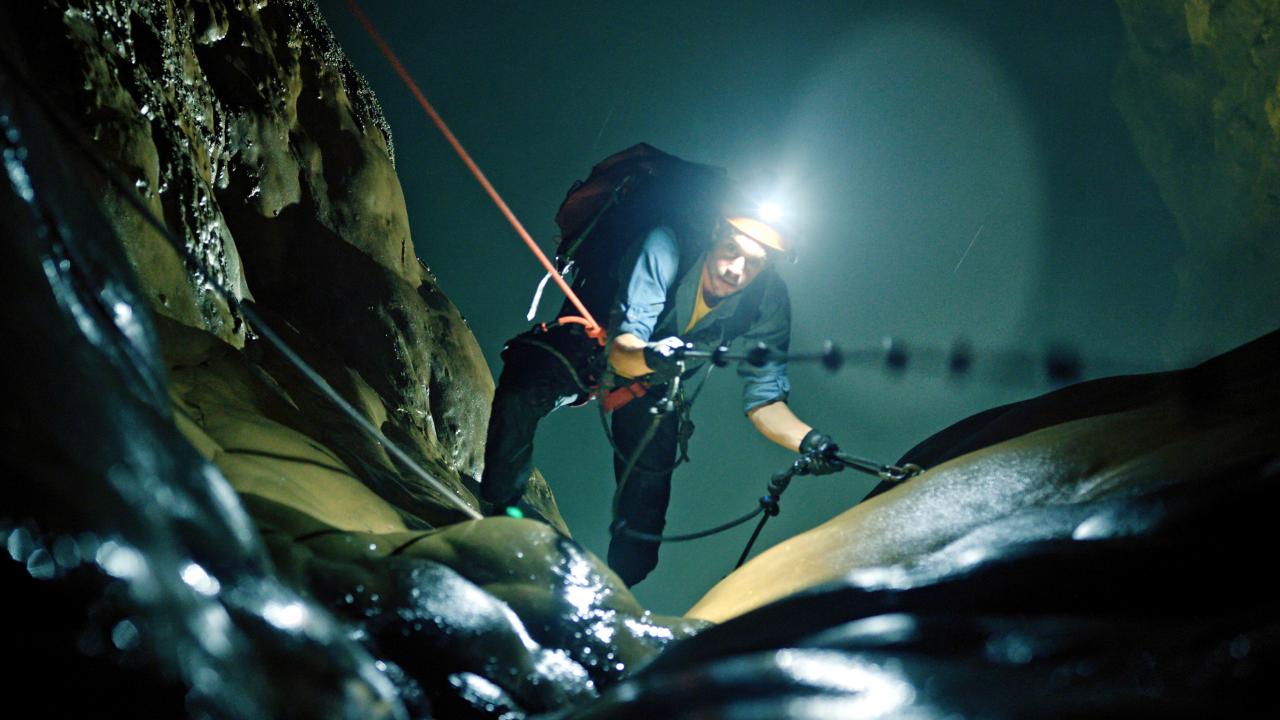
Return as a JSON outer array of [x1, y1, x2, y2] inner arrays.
[[799, 429, 842, 475], [642, 336, 690, 382]]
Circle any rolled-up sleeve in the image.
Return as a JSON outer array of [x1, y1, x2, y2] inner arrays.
[[738, 277, 792, 413], [613, 227, 680, 342]]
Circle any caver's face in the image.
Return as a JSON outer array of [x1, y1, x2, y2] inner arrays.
[[703, 231, 769, 298]]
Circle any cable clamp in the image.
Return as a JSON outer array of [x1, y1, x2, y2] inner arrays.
[[758, 495, 780, 517]]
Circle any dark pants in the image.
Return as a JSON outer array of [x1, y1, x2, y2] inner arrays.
[[606, 391, 679, 586], [481, 326, 599, 508], [480, 326, 678, 587]]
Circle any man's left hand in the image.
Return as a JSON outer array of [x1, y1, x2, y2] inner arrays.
[[799, 429, 842, 475]]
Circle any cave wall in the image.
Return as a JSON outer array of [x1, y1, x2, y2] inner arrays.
[[1113, 0, 1280, 359], [4, 2, 1278, 714], [2, 0, 563, 528]]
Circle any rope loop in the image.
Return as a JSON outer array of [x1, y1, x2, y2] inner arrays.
[[556, 315, 608, 345]]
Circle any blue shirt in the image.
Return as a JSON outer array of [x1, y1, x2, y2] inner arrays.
[[612, 227, 792, 413]]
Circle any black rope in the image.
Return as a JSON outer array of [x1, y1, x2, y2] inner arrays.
[[736, 513, 771, 568], [0, 51, 482, 521], [606, 361, 771, 544], [509, 328, 927, 546], [509, 332, 767, 543], [388, 531, 440, 556], [293, 528, 350, 543], [595, 364, 712, 474], [611, 505, 764, 543]]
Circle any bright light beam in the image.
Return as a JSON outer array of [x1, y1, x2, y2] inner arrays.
[[758, 201, 784, 223]]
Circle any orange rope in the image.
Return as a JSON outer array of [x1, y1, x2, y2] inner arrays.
[[345, 0, 605, 343]]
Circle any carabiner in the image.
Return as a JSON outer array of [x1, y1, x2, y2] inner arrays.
[[878, 463, 923, 483]]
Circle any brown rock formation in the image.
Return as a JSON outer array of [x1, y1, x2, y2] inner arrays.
[[690, 330, 1280, 621], [2, 0, 563, 529], [1113, 0, 1280, 359]]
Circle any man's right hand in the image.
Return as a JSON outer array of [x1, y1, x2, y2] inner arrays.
[[642, 336, 690, 380], [799, 429, 842, 475]]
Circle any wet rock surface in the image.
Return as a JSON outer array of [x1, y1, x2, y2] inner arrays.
[[0, 0, 656, 715], [0, 0, 549, 527], [1, 74, 407, 718], [3, 0, 1279, 718], [691, 330, 1280, 622], [598, 453, 1280, 718]]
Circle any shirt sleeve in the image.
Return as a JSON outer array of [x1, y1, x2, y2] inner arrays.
[[613, 227, 680, 342], [738, 274, 792, 413]]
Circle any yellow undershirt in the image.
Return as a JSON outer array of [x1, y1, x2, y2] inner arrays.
[[615, 269, 716, 381], [684, 280, 713, 333]]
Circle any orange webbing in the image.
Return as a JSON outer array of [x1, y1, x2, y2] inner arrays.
[[345, 0, 605, 344], [555, 316, 598, 332]]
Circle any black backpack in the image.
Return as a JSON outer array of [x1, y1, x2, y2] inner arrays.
[[546, 143, 733, 322]]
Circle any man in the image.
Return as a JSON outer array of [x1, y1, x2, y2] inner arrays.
[[481, 200, 842, 587]]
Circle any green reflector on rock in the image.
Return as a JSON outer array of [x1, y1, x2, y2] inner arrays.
[[505, 506, 524, 519]]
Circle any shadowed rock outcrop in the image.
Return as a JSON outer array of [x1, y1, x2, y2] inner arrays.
[[1, 0, 554, 528], [1113, 0, 1280, 359], [690, 329, 1280, 622]]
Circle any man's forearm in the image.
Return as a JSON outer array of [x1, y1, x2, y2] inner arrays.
[[608, 333, 654, 378], [747, 401, 812, 452]]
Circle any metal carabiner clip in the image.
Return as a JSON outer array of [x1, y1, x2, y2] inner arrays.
[[878, 463, 923, 483]]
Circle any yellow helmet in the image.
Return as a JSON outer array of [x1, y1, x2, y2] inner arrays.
[[724, 215, 787, 253]]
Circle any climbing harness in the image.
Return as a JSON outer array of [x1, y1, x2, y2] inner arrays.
[[505, 326, 712, 474], [0, 49, 483, 521]]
